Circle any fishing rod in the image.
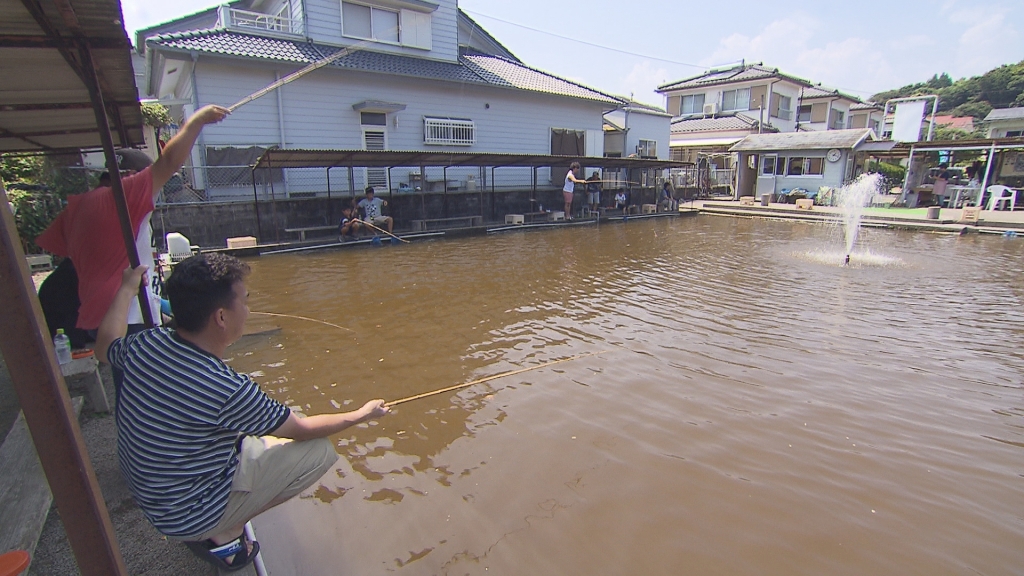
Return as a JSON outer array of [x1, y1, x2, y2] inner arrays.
[[249, 311, 353, 332], [385, 351, 606, 407], [356, 218, 410, 243], [228, 37, 379, 112]]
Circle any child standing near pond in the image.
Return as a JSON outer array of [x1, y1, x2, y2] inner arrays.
[[563, 162, 587, 220]]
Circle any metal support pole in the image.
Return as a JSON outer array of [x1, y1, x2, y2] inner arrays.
[[77, 42, 153, 328], [978, 143, 996, 207], [251, 167, 262, 242], [900, 146, 915, 206], [0, 181, 129, 576], [326, 167, 332, 226], [347, 166, 355, 196], [443, 166, 448, 218], [491, 166, 496, 220], [268, 156, 279, 242]]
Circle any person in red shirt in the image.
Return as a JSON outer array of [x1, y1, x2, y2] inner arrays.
[[36, 104, 229, 393]]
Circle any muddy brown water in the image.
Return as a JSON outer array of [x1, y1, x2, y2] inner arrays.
[[225, 216, 1024, 575]]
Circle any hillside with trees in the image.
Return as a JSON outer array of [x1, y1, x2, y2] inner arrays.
[[870, 60, 1024, 121]]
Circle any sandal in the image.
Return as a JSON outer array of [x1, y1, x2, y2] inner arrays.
[[185, 534, 260, 572]]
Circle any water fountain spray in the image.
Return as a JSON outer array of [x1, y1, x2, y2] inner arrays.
[[838, 173, 883, 265]]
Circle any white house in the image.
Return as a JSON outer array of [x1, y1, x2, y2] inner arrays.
[[656, 63, 882, 162], [602, 99, 671, 160], [138, 0, 633, 199], [983, 107, 1024, 138]]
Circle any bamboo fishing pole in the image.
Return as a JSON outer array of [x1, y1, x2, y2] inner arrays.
[[227, 37, 378, 112], [385, 351, 606, 407], [357, 218, 410, 243]]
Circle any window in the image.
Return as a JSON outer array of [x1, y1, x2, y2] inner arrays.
[[829, 109, 845, 130], [360, 111, 387, 126], [797, 105, 812, 123], [681, 94, 705, 115], [342, 2, 399, 43], [423, 117, 475, 145], [776, 95, 792, 120], [869, 119, 880, 133], [761, 156, 776, 175], [1007, 130, 1023, 137], [637, 139, 656, 158], [551, 128, 585, 155], [782, 156, 825, 177], [722, 88, 750, 111]]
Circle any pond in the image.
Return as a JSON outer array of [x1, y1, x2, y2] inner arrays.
[[228, 216, 1024, 575]]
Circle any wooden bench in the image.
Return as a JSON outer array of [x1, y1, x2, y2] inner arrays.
[[0, 397, 83, 565], [283, 225, 337, 241], [521, 211, 550, 223], [410, 216, 483, 231]]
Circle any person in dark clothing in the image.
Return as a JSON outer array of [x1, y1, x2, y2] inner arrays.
[[37, 258, 91, 349]]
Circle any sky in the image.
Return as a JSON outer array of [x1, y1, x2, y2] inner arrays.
[[121, 0, 1024, 107]]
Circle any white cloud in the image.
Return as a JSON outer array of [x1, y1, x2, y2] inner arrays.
[[618, 60, 670, 107], [953, 11, 1019, 77], [700, 13, 919, 97]]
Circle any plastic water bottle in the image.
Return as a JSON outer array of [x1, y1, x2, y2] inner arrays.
[[54, 329, 72, 365]]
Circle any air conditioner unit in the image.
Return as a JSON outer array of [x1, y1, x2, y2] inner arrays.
[[703, 102, 719, 115]]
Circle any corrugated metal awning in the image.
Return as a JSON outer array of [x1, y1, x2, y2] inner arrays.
[[252, 149, 690, 170], [0, 0, 144, 153]]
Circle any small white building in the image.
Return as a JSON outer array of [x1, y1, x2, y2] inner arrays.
[[730, 129, 881, 200], [983, 107, 1024, 138]]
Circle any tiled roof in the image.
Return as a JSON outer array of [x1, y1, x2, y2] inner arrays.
[[151, 29, 323, 63], [850, 101, 881, 111], [984, 107, 1024, 121], [657, 64, 812, 92], [671, 113, 759, 133], [730, 129, 874, 152], [147, 30, 619, 104], [800, 85, 862, 102]]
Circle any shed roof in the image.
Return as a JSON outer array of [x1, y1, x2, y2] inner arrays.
[[0, 0, 145, 153], [147, 30, 620, 105], [983, 107, 1024, 122], [730, 129, 875, 152], [252, 149, 688, 170]]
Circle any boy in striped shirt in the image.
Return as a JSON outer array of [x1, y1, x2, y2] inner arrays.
[[96, 253, 388, 571]]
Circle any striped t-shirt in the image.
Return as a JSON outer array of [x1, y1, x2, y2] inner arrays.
[[108, 328, 291, 538]]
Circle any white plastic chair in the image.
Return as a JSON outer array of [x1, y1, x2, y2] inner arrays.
[[165, 232, 194, 262], [985, 185, 1016, 211]]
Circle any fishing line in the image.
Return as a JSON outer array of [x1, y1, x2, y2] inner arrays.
[[249, 311, 353, 332], [385, 351, 606, 407], [357, 218, 410, 243]]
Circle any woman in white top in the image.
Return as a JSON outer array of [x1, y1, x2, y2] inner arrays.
[[563, 161, 586, 220]]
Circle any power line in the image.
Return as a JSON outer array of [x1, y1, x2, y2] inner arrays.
[[462, 8, 710, 71], [464, 8, 880, 99]]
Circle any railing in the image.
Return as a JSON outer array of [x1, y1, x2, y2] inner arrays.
[[222, 7, 302, 35]]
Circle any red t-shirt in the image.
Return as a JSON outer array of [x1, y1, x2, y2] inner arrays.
[[36, 169, 154, 329]]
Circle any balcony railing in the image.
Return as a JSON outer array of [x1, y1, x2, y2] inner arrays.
[[222, 7, 302, 36]]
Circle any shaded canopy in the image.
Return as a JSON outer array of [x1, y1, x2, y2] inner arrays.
[[252, 149, 689, 170], [0, 0, 144, 153]]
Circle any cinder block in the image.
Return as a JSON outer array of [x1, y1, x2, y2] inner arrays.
[[739, 196, 756, 206], [505, 214, 524, 225], [25, 254, 52, 272], [227, 236, 257, 249], [960, 206, 980, 223], [642, 204, 657, 214], [549, 211, 565, 221], [795, 199, 814, 210]]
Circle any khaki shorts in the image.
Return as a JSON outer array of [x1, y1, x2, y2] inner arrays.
[[188, 435, 338, 541]]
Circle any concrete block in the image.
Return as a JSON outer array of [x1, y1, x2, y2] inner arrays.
[[504, 214, 524, 225], [25, 254, 52, 272], [227, 236, 258, 249], [960, 206, 980, 223], [549, 211, 565, 221], [795, 199, 814, 210], [642, 204, 657, 214], [739, 196, 756, 206]]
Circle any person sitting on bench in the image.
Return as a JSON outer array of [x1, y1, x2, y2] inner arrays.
[[358, 187, 393, 234]]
